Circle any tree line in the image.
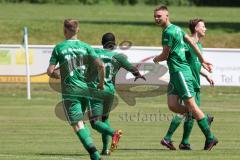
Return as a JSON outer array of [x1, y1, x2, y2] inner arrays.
[[1, 0, 239, 6]]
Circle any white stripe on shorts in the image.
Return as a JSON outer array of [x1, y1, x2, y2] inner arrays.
[[179, 71, 191, 97]]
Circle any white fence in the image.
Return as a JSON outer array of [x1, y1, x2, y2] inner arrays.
[[0, 45, 240, 86]]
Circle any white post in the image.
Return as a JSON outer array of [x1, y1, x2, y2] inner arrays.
[[23, 27, 31, 100]]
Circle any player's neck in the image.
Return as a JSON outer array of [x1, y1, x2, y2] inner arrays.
[[65, 35, 78, 40], [163, 21, 171, 30], [192, 34, 200, 42]]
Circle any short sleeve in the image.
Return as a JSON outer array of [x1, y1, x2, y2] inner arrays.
[[162, 31, 174, 47], [181, 30, 186, 37], [49, 47, 59, 65], [87, 45, 99, 60]]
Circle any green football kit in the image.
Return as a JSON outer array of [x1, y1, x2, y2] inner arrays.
[[86, 48, 137, 152], [50, 39, 101, 160], [162, 24, 195, 100], [50, 39, 99, 124], [162, 24, 215, 147]]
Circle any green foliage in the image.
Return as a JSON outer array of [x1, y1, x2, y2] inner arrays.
[[144, 0, 190, 6], [190, 0, 240, 6], [112, 0, 138, 5], [78, 0, 99, 5]]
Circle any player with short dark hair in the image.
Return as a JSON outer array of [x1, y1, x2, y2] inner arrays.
[[86, 32, 145, 155]]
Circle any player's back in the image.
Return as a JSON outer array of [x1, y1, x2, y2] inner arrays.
[[52, 39, 97, 93]]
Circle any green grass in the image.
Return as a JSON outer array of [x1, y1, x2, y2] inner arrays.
[[0, 84, 240, 160], [0, 4, 239, 47]]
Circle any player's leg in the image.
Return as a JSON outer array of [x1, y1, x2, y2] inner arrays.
[[89, 99, 115, 136], [161, 114, 183, 150], [63, 97, 101, 160], [101, 115, 111, 155], [184, 97, 218, 150], [167, 80, 188, 114], [89, 93, 122, 154], [179, 91, 199, 150]]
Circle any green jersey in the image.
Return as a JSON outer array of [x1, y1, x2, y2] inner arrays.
[[86, 48, 134, 90], [162, 24, 191, 74], [49, 39, 98, 94], [185, 42, 202, 89]]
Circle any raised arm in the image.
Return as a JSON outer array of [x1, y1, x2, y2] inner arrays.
[[113, 53, 146, 81]]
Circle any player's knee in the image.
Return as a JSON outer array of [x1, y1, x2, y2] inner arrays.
[[89, 116, 101, 129], [102, 115, 109, 122], [72, 121, 85, 132]]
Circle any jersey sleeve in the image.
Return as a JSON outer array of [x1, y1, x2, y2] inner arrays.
[[181, 29, 186, 37], [113, 53, 134, 71], [49, 46, 59, 65], [162, 31, 174, 47], [87, 45, 99, 60]]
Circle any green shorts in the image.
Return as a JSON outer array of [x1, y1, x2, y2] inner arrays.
[[62, 95, 89, 125], [89, 84, 115, 117], [194, 88, 201, 106], [168, 71, 195, 100]]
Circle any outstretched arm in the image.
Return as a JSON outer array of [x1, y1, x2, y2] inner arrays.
[[114, 53, 146, 81]]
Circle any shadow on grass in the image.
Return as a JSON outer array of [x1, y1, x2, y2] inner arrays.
[[118, 148, 166, 151], [79, 20, 240, 33], [37, 153, 87, 157]]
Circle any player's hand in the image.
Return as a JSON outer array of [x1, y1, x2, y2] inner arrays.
[[206, 75, 214, 87], [153, 56, 159, 64], [202, 61, 213, 73], [134, 75, 146, 82], [97, 83, 104, 90]]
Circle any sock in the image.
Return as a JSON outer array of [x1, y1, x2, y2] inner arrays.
[[181, 116, 194, 145], [197, 116, 214, 143], [164, 115, 183, 140], [75, 128, 100, 159], [90, 151, 101, 160], [84, 123, 91, 136], [102, 118, 111, 151], [91, 120, 115, 136]]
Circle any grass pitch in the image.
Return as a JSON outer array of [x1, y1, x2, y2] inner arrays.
[[0, 84, 240, 160]]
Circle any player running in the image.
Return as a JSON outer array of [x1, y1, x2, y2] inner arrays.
[[47, 19, 104, 160], [86, 32, 146, 155]]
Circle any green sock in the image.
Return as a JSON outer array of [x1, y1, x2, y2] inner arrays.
[[181, 116, 194, 145], [197, 116, 214, 143], [102, 118, 111, 151], [164, 115, 183, 140], [75, 128, 100, 159], [84, 124, 91, 136], [90, 151, 101, 160], [91, 120, 115, 136]]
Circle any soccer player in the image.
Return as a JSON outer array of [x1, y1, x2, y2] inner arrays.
[[153, 6, 218, 150], [47, 19, 104, 160], [86, 32, 146, 155], [161, 18, 215, 150]]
